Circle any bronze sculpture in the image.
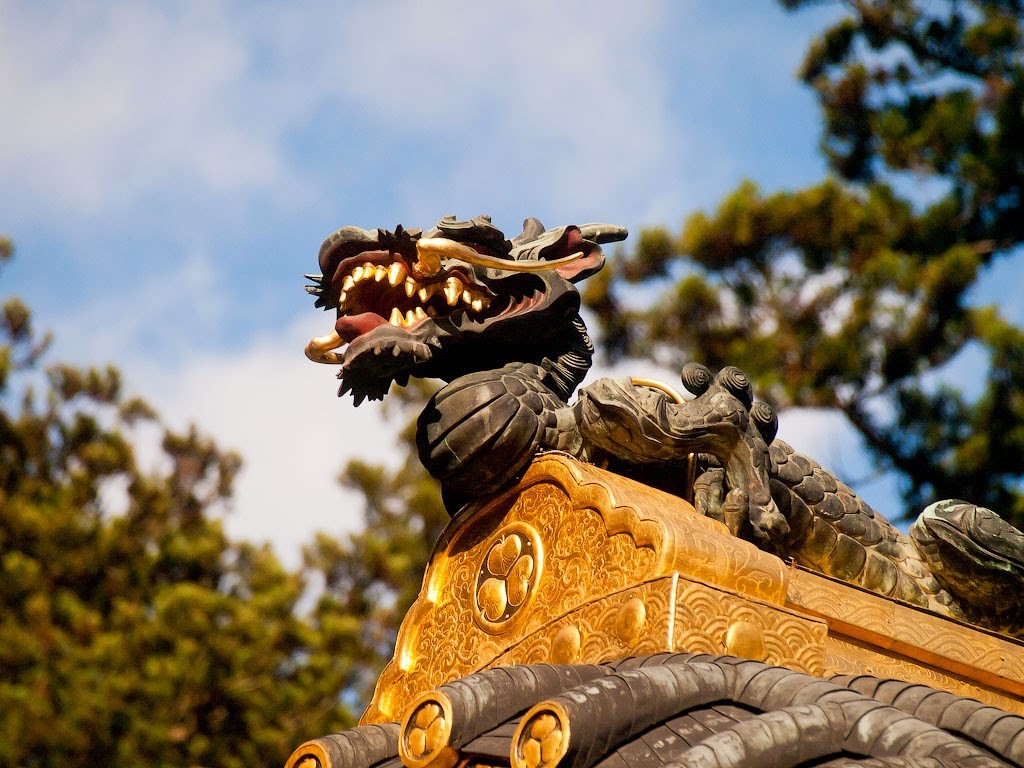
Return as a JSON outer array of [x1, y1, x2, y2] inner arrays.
[[305, 215, 1024, 638]]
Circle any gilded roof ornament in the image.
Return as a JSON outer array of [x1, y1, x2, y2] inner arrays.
[[292, 214, 1024, 768], [304, 214, 1024, 639]]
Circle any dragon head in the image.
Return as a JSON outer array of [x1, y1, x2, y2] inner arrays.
[[305, 215, 627, 404]]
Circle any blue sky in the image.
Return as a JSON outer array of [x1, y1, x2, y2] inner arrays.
[[2, 0, 950, 561]]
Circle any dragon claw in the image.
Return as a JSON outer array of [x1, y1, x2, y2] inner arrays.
[[749, 499, 790, 549]]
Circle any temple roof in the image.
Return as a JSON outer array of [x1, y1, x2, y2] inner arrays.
[[289, 653, 1024, 768], [286, 454, 1024, 768]]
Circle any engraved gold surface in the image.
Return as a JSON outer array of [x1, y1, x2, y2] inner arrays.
[[364, 455, 793, 722], [520, 456, 790, 604], [485, 576, 826, 676], [488, 581, 675, 668], [362, 453, 1024, 727], [511, 702, 570, 768], [672, 578, 826, 674], [614, 597, 647, 644], [824, 634, 1024, 716], [399, 691, 456, 768], [365, 474, 661, 721], [787, 566, 1024, 698], [472, 523, 542, 634]]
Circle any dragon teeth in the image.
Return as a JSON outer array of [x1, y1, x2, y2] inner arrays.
[[405, 278, 417, 297], [462, 289, 472, 304], [444, 277, 463, 306], [389, 262, 407, 286], [357, 263, 374, 282], [405, 310, 416, 326], [339, 291, 348, 306], [389, 307, 403, 326], [374, 265, 387, 282], [419, 283, 444, 302], [343, 276, 355, 291], [415, 307, 427, 320], [471, 298, 483, 312]]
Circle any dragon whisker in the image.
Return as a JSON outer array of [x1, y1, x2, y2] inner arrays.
[[305, 330, 344, 364], [414, 237, 583, 278]]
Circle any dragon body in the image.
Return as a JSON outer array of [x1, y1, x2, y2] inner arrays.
[[306, 216, 1024, 638]]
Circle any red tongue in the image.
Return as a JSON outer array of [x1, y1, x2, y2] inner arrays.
[[336, 313, 387, 342]]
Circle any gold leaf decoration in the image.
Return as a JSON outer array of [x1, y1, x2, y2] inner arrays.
[[477, 578, 508, 622], [507, 555, 535, 607], [487, 535, 522, 577]]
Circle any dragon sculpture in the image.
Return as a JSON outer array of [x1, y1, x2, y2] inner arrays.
[[305, 215, 1024, 638]]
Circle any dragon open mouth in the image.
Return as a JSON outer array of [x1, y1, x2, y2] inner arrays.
[[336, 257, 493, 333], [304, 218, 626, 399], [305, 249, 506, 364], [305, 236, 565, 364]]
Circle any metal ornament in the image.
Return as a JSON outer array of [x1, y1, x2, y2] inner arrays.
[[305, 215, 1024, 639]]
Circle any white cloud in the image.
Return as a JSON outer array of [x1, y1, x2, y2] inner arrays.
[[328, 0, 682, 222], [0, 0, 685, 226], [0, 2, 300, 215], [135, 314, 399, 567]]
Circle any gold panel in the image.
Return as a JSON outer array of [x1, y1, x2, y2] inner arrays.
[[487, 580, 676, 668], [362, 454, 1024, 727], [486, 576, 826, 677], [363, 455, 790, 724], [673, 578, 827, 674], [472, 522, 543, 634], [513, 456, 791, 604], [787, 566, 1024, 698], [824, 634, 1024, 717]]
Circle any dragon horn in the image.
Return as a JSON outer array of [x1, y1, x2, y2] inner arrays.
[[413, 237, 584, 278]]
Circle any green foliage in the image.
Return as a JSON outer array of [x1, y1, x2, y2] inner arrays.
[[0, 249, 372, 768], [589, 0, 1024, 525], [11, 4, 1019, 761], [313, 379, 447, 689]]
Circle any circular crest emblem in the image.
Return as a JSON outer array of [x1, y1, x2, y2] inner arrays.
[[472, 522, 543, 633]]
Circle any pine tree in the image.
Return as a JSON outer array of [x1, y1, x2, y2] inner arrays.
[[586, 0, 1024, 525], [0, 242, 374, 768], [307, 380, 448, 706]]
